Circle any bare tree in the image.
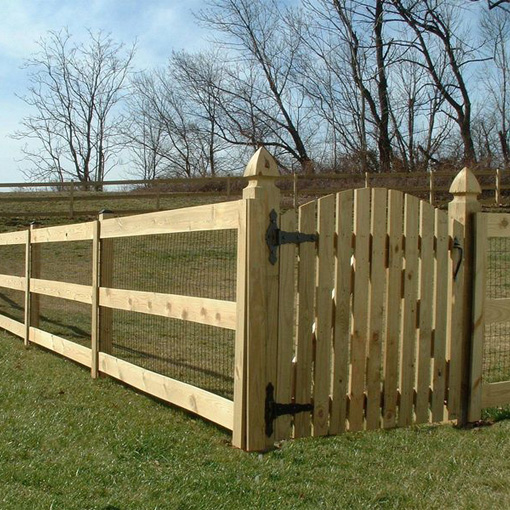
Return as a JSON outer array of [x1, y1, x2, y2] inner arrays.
[[390, 0, 481, 165], [14, 29, 134, 183], [196, 0, 317, 173], [481, 8, 510, 168]]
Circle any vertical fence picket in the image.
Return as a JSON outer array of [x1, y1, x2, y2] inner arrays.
[[366, 189, 388, 430], [399, 194, 420, 428], [274, 210, 297, 441], [349, 188, 371, 431], [293, 200, 317, 438], [330, 190, 354, 435], [415, 202, 435, 423], [313, 195, 335, 436], [383, 190, 404, 429], [431, 209, 449, 422]]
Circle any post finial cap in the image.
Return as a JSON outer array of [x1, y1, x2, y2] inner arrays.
[[243, 147, 279, 178]]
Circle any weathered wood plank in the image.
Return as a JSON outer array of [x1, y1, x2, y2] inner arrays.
[[415, 201, 435, 424], [293, 200, 317, 438], [232, 200, 247, 450], [366, 189, 387, 430], [100, 200, 242, 239], [431, 209, 449, 422], [0, 314, 25, 337], [29, 327, 91, 367], [31, 222, 95, 243], [382, 190, 404, 429], [447, 220, 465, 420], [0, 274, 25, 291], [330, 190, 354, 434], [98, 353, 234, 430], [275, 210, 297, 440], [0, 230, 28, 246], [485, 298, 510, 325], [99, 288, 237, 330], [30, 278, 93, 304], [349, 188, 371, 431], [469, 213, 487, 422], [313, 194, 335, 436], [399, 194, 420, 428], [486, 213, 510, 237], [482, 381, 510, 408]]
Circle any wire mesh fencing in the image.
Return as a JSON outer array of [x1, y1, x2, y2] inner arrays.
[[484, 237, 510, 383]]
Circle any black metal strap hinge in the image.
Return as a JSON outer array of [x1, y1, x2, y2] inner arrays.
[[265, 383, 314, 437], [266, 209, 318, 265]]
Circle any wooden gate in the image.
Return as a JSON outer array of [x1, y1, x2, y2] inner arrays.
[[470, 212, 510, 419], [270, 188, 465, 442]]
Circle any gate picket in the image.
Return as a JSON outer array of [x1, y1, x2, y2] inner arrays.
[[366, 189, 388, 430], [293, 201, 317, 438], [399, 194, 420, 428], [330, 190, 354, 435], [349, 188, 371, 431], [382, 190, 404, 429], [275, 210, 296, 441], [431, 209, 449, 422], [416, 202, 435, 424], [313, 195, 336, 436]]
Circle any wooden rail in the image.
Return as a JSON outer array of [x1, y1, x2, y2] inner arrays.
[[0, 167, 506, 219]]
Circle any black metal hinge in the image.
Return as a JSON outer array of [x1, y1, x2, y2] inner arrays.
[[265, 383, 314, 437], [266, 209, 318, 265]]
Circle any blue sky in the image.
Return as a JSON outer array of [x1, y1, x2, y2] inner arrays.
[[0, 0, 208, 183]]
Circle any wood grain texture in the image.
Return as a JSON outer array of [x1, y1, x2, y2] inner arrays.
[[330, 190, 354, 434], [98, 353, 234, 430], [0, 230, 27, 246], [0, 274, 25, 291], [100, 200, 242, 239], [313, 194, 335, 436], [382, 190, 403, 429], [365, 189, 387, 430], [99, 288, 237, 330], [31, 222, 95, 243], [399, 194, 419, 428], [30, 278, 93, 304], [29, 327, 92, 367]]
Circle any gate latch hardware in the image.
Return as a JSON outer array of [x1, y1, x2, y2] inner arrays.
[[266, 209, 318, 265], [453, 237, 463, 281], [265, 383, 314, 437]]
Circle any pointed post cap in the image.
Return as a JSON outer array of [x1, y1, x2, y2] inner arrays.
[[243, 147, 279, 178], [449, 167, 482, 197]]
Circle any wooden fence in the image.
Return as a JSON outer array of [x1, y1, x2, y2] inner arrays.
[[0, 148, 509, 451], [0, 166, 507, 219]]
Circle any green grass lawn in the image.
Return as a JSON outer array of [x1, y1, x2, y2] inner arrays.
[[1, 334, 510, 510]]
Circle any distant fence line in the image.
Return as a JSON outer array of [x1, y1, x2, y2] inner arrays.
[[1, 168, 508, 218]]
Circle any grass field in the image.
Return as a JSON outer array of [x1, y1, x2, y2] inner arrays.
[[2, 335, 510, 510]]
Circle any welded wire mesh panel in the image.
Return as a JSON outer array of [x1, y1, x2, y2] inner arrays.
[[484, 237, 510, 383], [38, 241, 92, 285], [0, 244, 26, 325], [111, 230, 237, 299], [36, 241, 93, 347], [107, 230, 238, 399], [111, 311, 235, 399], [37, 295, 91, 348]]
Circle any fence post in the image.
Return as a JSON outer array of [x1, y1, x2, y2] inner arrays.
[[429, 170, 435, 205], [237, 147, 280, 451], [496, 168, 501, 206], [448, 167, 481, 425], [69, 180, 75, 219], [98, 210, 114, 360], [293, 172, 298, 210], [24, 222, 41, 346], [91, 218, 100, 378]]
